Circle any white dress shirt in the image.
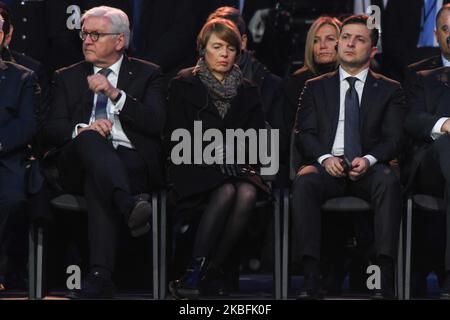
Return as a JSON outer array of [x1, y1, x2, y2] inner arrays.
[[318, 66, 377, 166], [73, 55, 134, 149]]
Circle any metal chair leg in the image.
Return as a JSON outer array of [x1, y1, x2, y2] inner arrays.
[[405, 197, 413, 300], [282, 188, 290, 300], [159, 190, 167, 300], [397, 215, 404, 299], [273, 189, 281, 299], [36, 225, 44, 299], [152, 192, 159, 300], [28, 225, 36, 300]]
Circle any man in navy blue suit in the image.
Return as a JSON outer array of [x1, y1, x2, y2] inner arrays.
[[0, 13, 40, 290]]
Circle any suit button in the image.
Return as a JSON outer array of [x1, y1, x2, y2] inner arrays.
[[23, 17, 28, 23], [22, 35, 27, 40]]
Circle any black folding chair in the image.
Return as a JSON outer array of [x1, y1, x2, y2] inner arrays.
[[28, 190, 167, 299], [405, 194, 445, 299]]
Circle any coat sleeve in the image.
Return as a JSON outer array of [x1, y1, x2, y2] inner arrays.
[[295, 82, 329, 162], [367, 84, 407, 162], [119, 66, 166, 138], [43, 71, 76, 148], [404, 73, 440, 142], [0, 71, 39, 154]]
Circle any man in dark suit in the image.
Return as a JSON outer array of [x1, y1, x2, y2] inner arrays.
[[44, 6, 165, 299], [383, 0, 450, 81], [404, 66, 450, 299], [292, 15, 406, 299], [405, 5, 450, 83], [401, 4, 450, 298], [0, 14, 40, 291]]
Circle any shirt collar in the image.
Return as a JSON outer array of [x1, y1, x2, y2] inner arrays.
[[93, 55, 124, 76], [442, 54, 450, 67], [339, 65, 369, 84]]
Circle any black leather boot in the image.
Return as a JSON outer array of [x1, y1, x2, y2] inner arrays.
[[200, 263, 229, 296], [169, 257, 206, 300]]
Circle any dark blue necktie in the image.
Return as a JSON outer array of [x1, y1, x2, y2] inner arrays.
[[344, 77, 362, 162], [94, 68, 112, 120], [132, 0, 143, 53]]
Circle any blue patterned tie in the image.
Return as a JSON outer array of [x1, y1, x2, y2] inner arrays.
[[344, 77, 362, 162], [94, 68, 112, 120]]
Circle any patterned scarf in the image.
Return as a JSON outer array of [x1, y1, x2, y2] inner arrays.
[[194, 58, 243, 119]]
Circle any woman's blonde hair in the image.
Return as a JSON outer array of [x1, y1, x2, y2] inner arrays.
[[300, 16, 341, 76]]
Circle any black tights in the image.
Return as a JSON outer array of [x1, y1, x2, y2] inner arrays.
[[192, 182, 257, 267]]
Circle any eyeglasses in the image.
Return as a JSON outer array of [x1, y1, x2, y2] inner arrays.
[[79, 30, 121, 42]]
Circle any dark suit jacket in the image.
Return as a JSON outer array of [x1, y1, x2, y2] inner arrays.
[[165, 67, 266, 198], [44, 55, 166, 188], [294, 69, 406, 168], [404, 67, 450, 171], [0, 60, 39, 176]]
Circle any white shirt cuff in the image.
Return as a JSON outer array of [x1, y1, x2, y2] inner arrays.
[[111, 90, 127, 114], [318, 154, 333, 165], [363, 155, 377, 167], [431, 117, 449, 140], [72, 123, 89, 138]]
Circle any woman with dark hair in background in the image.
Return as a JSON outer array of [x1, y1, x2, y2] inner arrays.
[[165, 18, 270, 300]]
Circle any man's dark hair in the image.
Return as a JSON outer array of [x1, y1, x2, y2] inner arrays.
[[208, 6, 246, 36], [436, 3, 450, 27], [0, 1, 11, 35], [341, 14, 379, 48]]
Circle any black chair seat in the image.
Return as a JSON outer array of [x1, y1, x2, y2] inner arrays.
[[322, 197, 371, 212]]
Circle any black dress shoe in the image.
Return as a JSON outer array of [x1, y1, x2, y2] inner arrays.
[[128, 194, 152, 237], [66, 270, 116, 300], [200, 264, 230, 297], [370, 289, 395, 300], [296, 274, 323, 300], [440, 273, 450, 300], [371, 256, 395, 300]]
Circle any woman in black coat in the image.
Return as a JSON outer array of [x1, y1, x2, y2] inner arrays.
[[165, 18, 270, 300]]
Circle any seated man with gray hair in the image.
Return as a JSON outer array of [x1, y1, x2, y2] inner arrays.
[[44, 6, 166, 299]]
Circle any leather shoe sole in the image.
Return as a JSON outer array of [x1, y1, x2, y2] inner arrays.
[[128, 200, 152, 237], [169, 281, 200, 300]]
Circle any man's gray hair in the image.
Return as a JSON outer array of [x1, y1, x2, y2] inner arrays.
[[81, 6, 130, 49]]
